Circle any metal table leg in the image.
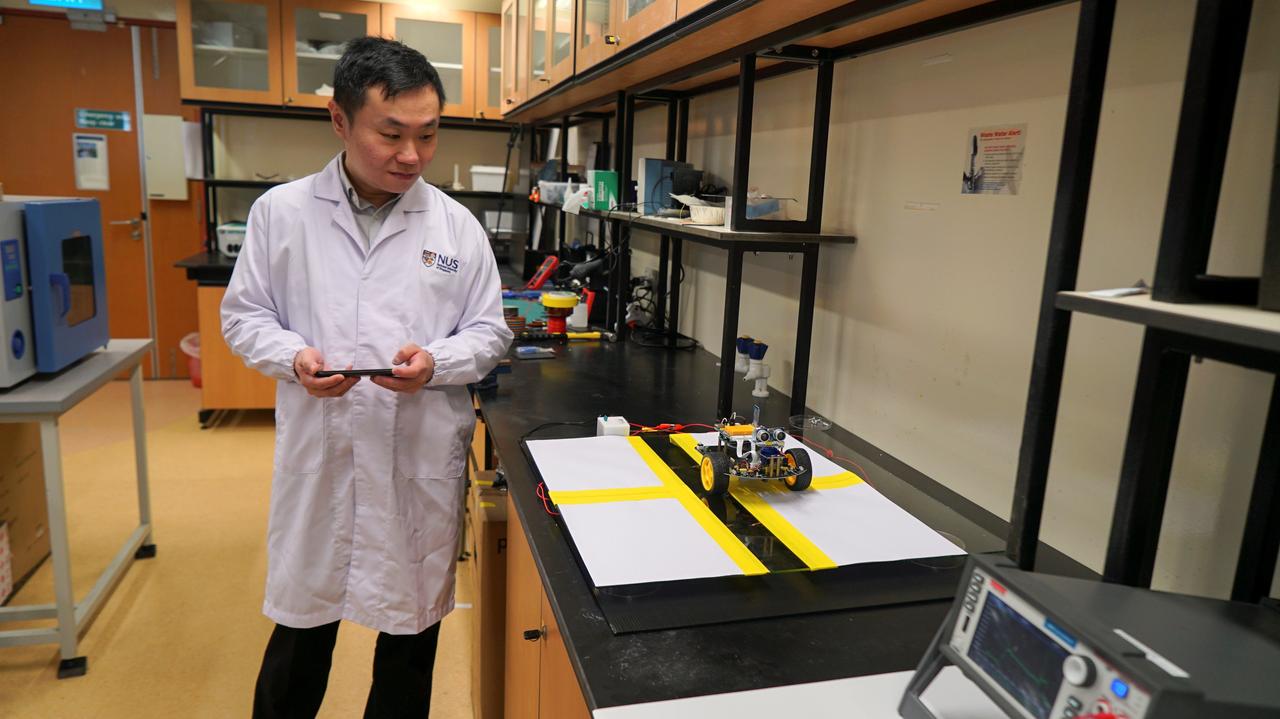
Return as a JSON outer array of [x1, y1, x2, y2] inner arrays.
[[791, 244, 820, 418], [39, 418, 86, 678], [130, 365, 156, 558]]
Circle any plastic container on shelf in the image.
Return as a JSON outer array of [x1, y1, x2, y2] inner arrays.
[[471, 165, 507, 192]]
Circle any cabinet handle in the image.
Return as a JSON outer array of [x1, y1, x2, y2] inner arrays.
[[286, 97, 294, 104], [604, 34, 620, 45], [506, 98, 515, 105], [523, 627, 545, 641]]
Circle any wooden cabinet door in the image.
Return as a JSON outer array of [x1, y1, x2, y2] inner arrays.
[[196, 286, 277, 410], [611, 0, 675, 50], [575, 0, 615, 73], [504, 494, 541, 719], [499, 0, 525, 113], [539, 592, 591, 719], [177, 0, 283, 104], [476, 12, 504, 120], [545, 0, 575, 88], [381, 5, 476, 118], [281, 0, 379, 109], [675, 0, 713, 18], [527, 0, 552, 98]]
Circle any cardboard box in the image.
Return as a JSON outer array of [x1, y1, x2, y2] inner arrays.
[[0, 521, 12, 605], [470, 474, 507, 719], [0, 423, 50, 585]]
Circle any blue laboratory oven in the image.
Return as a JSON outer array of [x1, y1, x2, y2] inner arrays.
[[0, 196, 109, 388]]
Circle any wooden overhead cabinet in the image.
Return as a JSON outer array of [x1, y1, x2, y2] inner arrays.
[[477, 12, 505, 120], [382, 5, 477, 118], [178, 0, 283, 104], [501, 0, 529, 112], [281, 0, 380, 108], [527, 0, 552, 98]]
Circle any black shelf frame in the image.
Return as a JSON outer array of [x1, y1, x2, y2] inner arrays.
[[514, 0, 1080, 424], [197, 104, 520, 255], [1010, 0, 1279, 604]]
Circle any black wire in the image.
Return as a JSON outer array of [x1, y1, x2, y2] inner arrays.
[[520, 420, 593, 443]]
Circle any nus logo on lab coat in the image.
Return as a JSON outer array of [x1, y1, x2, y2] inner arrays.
[[422, 250, 460, 274]]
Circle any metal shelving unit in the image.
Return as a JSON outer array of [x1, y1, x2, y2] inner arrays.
[[195, 103, 520, 255], [1009, 0, 1279, 604]]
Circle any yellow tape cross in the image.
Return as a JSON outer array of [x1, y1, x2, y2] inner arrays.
[[667, 433, 863, 571], [627, 436, 768, 576]]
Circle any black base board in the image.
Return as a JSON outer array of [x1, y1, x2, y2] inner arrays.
[[593, 557, 963, 634]]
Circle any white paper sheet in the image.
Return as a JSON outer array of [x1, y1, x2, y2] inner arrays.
[[558, 499, 745, 586], [591, 668, 1000, 719], [689, 431, 962, 563], [758, 484, 963, 564], [526, 435, 665, 491]]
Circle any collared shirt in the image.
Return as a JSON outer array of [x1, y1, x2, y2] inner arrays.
[[337, 153, 403, 250]]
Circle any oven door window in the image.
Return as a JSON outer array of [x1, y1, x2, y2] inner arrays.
[[60, 234, 97, 327]]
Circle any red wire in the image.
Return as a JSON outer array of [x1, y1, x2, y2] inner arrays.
[[535, 482, 560, 516], [796, 434, 871, 481]]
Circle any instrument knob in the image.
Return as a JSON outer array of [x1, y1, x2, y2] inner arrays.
[[1063, 655, 1096, 687]]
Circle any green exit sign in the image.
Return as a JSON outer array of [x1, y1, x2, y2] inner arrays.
[[75, 109, 131, 131]]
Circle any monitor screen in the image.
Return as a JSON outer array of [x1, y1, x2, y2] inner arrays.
[[29, 0, 104, 10], [967, 594, 1068, 719]]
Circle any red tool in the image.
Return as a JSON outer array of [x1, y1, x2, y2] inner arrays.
[[525, 256, 559, 290]]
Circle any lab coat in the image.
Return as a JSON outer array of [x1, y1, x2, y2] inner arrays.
[[221, 155, 512, 634]]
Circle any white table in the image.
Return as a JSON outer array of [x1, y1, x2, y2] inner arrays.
[[0, 339, 155, 678], [592, 668, 1002, 719]]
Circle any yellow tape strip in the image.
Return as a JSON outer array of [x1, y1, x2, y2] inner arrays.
[[670, 433, 704, 462], [627, 436, 768, 576], [549, 485, 672, 505], [812, 472, 864, 490], [728, 485, 837, 570]]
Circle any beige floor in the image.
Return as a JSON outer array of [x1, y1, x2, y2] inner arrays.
[[0, 379, 475, 718]]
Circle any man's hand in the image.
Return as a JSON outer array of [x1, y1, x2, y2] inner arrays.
[[372, 343, 434, 394], [293, 347, 361, 398]]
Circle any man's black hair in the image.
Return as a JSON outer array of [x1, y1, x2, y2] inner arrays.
[[333, 36, 446, 119]]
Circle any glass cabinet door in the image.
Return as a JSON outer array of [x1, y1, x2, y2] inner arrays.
[[382, 6, 476, 118], [178, 0, 282, 104], [546, 0, 573, 86], [282, 0, 379, 109], [576, 0, 614, 72], [529, 0, 549, 96], [500, 0, 524, 111], [613, 0, 674, 50], [477, 12, 503, 119]]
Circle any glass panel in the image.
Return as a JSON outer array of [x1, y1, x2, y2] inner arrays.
[[531, 0, 547, 78], [552, 0, 571, 65], [192, 0, 270, 92], [517, 0, 529, 82], [293, 8, 366, 96], [60, 235, 96, 327], [626, 0, 656, 20], [488, 25, 501, 107], [396, 17, 464, 105], [581, 0, 609, 49]]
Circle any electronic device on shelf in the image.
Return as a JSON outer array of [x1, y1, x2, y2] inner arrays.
[[900, 552, 1280, 719]]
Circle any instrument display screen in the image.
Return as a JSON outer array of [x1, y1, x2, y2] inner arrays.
[[967, 593, 1068, 719]]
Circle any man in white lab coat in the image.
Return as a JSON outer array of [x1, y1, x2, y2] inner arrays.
[[221, 36, 512, 718]]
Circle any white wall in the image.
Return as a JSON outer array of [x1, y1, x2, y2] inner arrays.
[[614, 0, 1280, 598]]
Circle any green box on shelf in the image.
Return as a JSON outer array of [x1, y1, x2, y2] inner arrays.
[[588, 170, 618, 211]]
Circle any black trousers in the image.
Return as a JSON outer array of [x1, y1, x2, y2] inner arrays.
[[252, 620, 442, 719]]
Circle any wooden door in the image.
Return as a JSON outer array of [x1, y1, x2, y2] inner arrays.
[[575, 0, 615, 73], [611, 0, 675, 50], [476, 13, 504, 120], [545, 0, 575, 88], [539, 592, 591, 719], [504, 494, 541, 719], [382, 5, 476, 118], [281, 0, 380, 109], [0, 15, 154, 374], [177, 0, 284, 105]]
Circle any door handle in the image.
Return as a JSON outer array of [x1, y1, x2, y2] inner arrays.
[[523, 626, 545, 641], [109, 217, 143, 239]]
